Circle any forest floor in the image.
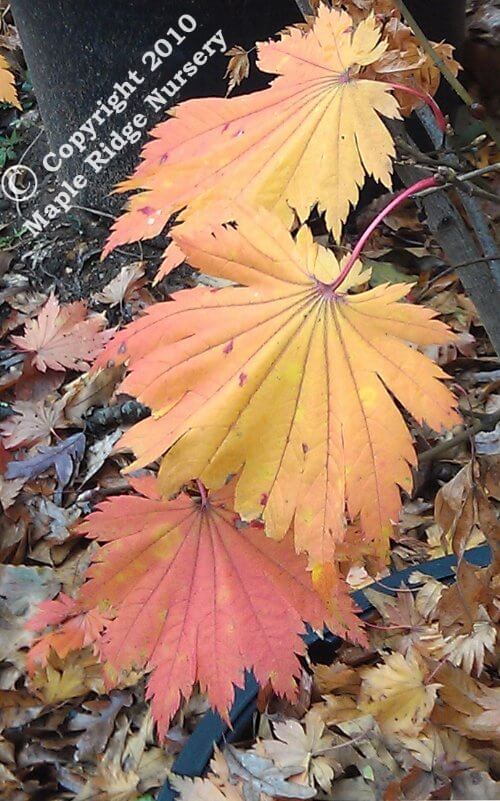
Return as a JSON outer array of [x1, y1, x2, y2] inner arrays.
[[0, 2, 499, 801]]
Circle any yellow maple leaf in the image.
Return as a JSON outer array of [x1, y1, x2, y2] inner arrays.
[[30, 648, 104, 703], [0, 54, 20, 109], [100, 204, 459, 570], [104, 4, 400, 266], [359, 649, 440, 735]]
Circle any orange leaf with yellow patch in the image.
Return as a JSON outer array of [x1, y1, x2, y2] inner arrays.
[[100, 204, 459, 568], [104, 4, 400, 274], [29, 477, 362, 737], [26, 594, 106, 674]]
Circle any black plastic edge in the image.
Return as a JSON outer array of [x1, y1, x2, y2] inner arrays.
[[159, 544, 491, 800]]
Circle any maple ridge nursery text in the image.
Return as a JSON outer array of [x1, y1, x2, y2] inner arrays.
[[23, 15, 227, 236]]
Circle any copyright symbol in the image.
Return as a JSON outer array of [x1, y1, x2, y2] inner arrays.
[[1, 165, 38, 202]]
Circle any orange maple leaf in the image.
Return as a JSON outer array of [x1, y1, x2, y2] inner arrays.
[[26, 594, 106, 673], [100, 205, 459, 567], [103, 5, 400, 272], [28, 478, 361, 737], [0, 54, 20, 109], [11, 294, 113, 373]]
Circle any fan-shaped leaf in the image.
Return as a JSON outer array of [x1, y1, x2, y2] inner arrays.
[[104, 5, 400, 269], [26, 594, 106, 673], [11, 294, 112, 373], [30, 478, 363, 737], [99, 205, 459, 568]]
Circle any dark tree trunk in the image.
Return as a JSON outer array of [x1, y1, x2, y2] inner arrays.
[[404, 0, 467, 51], [10, 0, 301, 208]]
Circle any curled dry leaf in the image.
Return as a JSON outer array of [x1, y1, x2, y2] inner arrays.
[[173, 777, 243, 801], [224, 743, 317, 800], [172, 741, 318, 801], [0, 441, 24, 511], [73, 707, 172, 801], [31, 496, 81, 543], [92, 262, 146, 308], [372, 20, 460, 114], [225, 46, 251, 96], [62, 365, 123, 426], [433, 662, 500, 743], [313, 693, 360, 727], [99, 204, 459, 573], [434, 461, 494, 559], [332, 0, 460, 114], [362, 584, 446, 659], [442, 606, 497, 676], [313, 663, 361, 696], [423, 331, 477, 366], [79, 428, 123, 487], [359, 649, 440, 736], [0, 689, 45, 730], [399, 725, 485, 773], [0, 472, 24, 510], [261, 709, 339, 792], [436, 560, 492, 638], [332, 0, 397, 24], [11, 294, 113, 373], [104, 4, 401, 275], [5, 432, 86, 503], [68, 690, 133, 762], [408, 571, 445, 620]]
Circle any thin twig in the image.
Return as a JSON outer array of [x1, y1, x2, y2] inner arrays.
[[294, 0, 314, 17], [330, 177, 438, 290], [414, 258, 500, 302], [460, 184, 500, 206], [71, 204, 117, 221], [392, 0, 500, 148], [415, 164, 500, 198], [419, 409, 500, 464], [453, 256, 500, 270], [396, 145, 500, 206], [14, 127, 45, 219], [322, 730, 372, 752]]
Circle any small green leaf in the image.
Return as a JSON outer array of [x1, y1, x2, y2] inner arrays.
[[361, 764, 375, 782], [364, 258, 418, 288]]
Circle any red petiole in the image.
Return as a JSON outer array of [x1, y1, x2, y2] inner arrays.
[[196, 479, 209, 508], [389, 81, 448, 133], [329, 175, 439, 293]]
